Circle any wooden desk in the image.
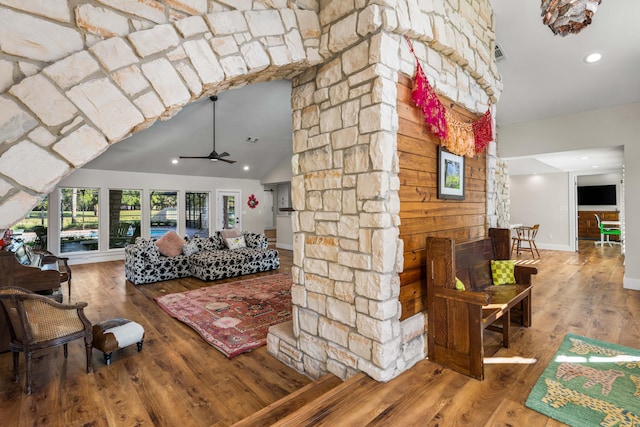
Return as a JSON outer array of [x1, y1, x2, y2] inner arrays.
[[578, 210, 619, 240]]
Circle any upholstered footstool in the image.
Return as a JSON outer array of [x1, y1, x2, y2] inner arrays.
[[92, 318, 145, 365]]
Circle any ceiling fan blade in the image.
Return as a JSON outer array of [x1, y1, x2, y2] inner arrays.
[[179, 155, 211, 159], [218, 152, 230, 157], [218, 158, 236, 164]]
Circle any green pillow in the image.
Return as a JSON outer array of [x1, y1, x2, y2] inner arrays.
[[455, 277, 466, 290], [491, 260, 516, 285]]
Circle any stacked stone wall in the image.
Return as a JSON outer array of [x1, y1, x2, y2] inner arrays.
[[493, 155, 511, 228]]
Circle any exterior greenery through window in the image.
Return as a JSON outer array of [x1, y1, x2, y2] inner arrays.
[[11, 196, 48, 249], [109, 189, 141, 249], [59, 187, 99, 253]]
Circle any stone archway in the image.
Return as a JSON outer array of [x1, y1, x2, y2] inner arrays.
[[1, 1, 504, 384], [0, 7, 323, 229]]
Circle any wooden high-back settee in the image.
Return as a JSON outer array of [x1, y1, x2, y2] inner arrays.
[[425, 228, 538, 380]]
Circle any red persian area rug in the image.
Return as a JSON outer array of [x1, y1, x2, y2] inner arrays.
[[155, 273, 292, 358]]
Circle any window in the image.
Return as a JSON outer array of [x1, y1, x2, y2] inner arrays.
[[108, 189, 141, 249], [59, 187, 99, 253], [11, 196, 48, 249], [185, 192, 209, 238], [150, 190, 177, 238]]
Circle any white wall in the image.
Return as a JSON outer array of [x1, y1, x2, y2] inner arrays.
[[51, 168, 268, 264], [499, 102, 640, 289], [261, 153, 292, 184], [262, 157, 293, 249], [510, 173, 571, 250], [276, 216, 293, 250]]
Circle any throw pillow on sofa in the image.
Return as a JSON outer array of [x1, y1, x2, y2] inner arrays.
[[225, 235, 247, 250], [219, 228, 241, 238], [155, 230, 186, 257], [189, 236, 218, 251], [243, 232, 269, 249], [208, 233, 226, 250], [182, 240, 200, 256], [220, 228, 241, 247]]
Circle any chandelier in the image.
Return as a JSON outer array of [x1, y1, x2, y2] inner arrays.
[[541, 0, 602, 36]]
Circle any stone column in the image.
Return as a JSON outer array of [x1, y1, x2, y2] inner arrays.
[[270, 31, 405, 382]]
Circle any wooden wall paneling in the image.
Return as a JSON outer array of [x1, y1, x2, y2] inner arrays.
[[397, 74, 487, 321]]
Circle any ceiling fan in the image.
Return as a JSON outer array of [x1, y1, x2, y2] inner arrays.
[[179, 95, 236, 164]]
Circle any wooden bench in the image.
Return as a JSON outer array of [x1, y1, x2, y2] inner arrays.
[[425, 228, 537, 380]]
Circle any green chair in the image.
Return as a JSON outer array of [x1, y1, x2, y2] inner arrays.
[[594, 214, 621, 246]]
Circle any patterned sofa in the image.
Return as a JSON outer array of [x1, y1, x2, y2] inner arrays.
[[124, 231, 279, 285]]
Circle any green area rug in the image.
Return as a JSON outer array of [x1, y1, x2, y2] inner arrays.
[[526, 333, 640, 426]]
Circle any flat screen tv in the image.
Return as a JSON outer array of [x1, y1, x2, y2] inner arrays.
[[577, 184, 617, 206]]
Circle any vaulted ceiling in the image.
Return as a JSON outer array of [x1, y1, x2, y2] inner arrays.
[[84, 79, 294, 180]]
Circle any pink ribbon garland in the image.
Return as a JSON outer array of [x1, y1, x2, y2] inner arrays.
[[472, 107, 493, 154], [405, 36, 494, 154], [405, 36, 447, 140]]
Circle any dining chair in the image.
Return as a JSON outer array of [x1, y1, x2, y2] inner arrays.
[[594, 214, 621, 246], [511, 224, 540, 259], [0, 287, 92, 394]]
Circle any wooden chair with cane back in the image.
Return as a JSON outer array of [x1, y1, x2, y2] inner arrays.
[[0, 286, 92, 394]]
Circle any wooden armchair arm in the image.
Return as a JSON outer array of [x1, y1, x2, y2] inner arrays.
[[514, 265, 538, 285], [435, 288, 490, 306]]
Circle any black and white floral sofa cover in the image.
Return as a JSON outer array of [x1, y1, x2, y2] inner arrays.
[[124, 231, 279, 285]]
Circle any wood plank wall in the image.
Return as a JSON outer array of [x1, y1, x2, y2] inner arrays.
[[397, 74, 487, 321]]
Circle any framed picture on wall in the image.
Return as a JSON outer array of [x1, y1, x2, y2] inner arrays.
[[437, 146, 465, 200]]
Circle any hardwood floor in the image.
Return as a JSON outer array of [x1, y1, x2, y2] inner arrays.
[[0, 250, 310, 427], [0, 241, 632, 426]]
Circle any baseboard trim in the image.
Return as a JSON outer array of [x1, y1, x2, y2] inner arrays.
[[65, 250, 125, 265], [624, 276, 640, 291], [535, 243, 572, 251], [276, 243, 293, 250]]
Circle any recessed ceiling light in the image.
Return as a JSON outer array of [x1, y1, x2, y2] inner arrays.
[[592, 165, 600, 168], [580, 156, 590, 160], [243, 165, 250, 171], [171, 159, 178, 164], [584, 53, 602, 63]]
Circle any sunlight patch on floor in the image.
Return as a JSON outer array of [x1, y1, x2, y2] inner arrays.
[[484, 356, 538, 365]]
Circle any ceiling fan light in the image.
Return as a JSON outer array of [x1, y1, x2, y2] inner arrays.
[[585, 53, 602, 63]]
